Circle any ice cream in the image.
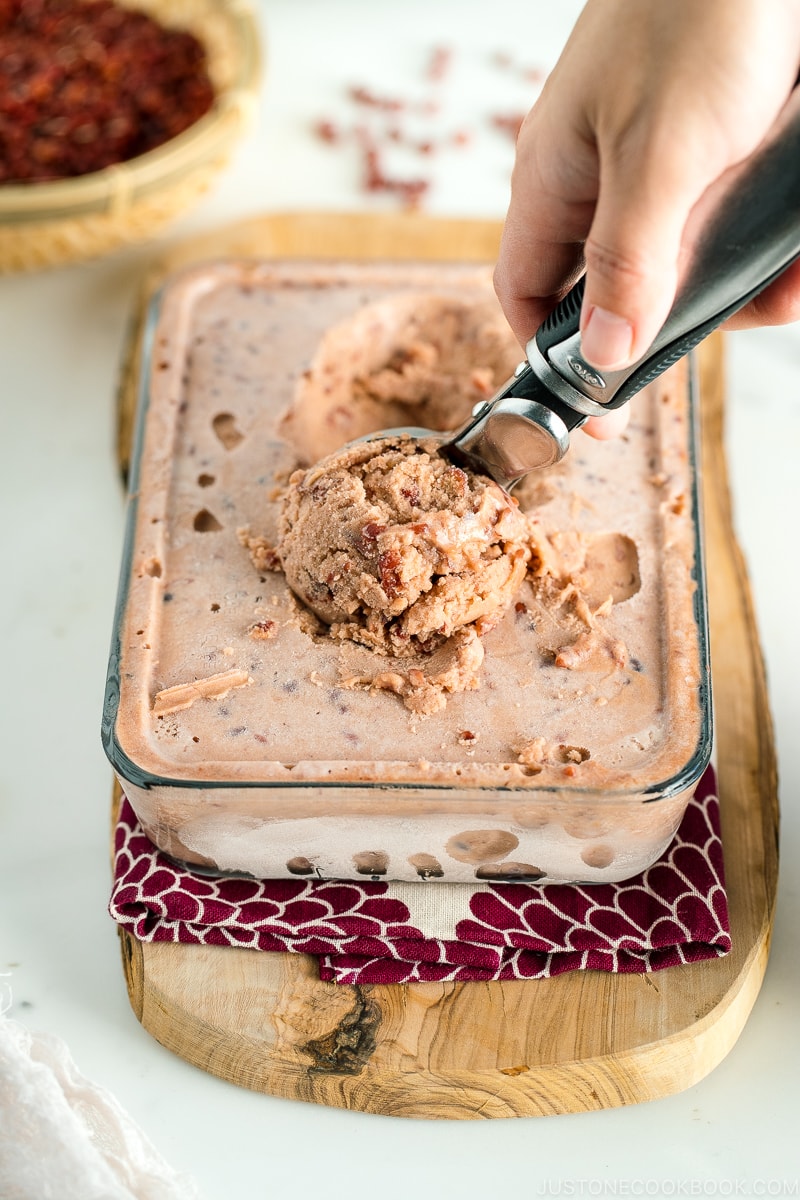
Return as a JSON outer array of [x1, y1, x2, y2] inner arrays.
[[104, 260, 711, 884], [277, 290, 519, 466], [259, 434, 530, 712]]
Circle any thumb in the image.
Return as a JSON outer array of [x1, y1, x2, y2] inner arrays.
[[579, 145, 714, 371]]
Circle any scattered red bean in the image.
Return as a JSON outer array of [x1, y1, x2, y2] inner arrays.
[[348, 84, 405, 112], [491, 49, 547, 85], [426, 45, 452, 83], [313, 119, 340, 144], [362, 138, 430, 209], [310, 43, 549, 210], [0, 0, 214, 183]]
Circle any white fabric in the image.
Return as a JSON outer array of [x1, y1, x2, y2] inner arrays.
[[0, 990, 203, 1200]]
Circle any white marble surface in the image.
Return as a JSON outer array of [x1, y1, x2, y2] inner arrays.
[[1, 2, 799, 1196]]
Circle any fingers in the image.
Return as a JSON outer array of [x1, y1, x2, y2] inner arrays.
[[493, 225, 584, 349], [493, 0, 800, 449], [582, 407, 631, 441], [494, 106, 599, 347], [722, 257, 800, 330], [579, 138, 719, 371]]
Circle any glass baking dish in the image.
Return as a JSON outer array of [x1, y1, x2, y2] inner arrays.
[[102, 260, 712, 884]]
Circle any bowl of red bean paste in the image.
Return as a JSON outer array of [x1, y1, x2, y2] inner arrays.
[[0, 0, 260, 271]]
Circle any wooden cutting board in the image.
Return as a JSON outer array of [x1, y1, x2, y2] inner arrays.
[[113, 212, 778, 1119]]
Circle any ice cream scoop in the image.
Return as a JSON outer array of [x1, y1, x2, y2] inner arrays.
[[361, 97, 800, 491]]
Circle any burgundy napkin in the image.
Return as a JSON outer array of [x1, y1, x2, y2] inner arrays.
[[109, 766, 729, 984]]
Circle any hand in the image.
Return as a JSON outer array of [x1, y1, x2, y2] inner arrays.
[[494, 0, 800, 438]]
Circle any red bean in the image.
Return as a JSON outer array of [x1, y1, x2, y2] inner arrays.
[[0, 0, 214, 183]]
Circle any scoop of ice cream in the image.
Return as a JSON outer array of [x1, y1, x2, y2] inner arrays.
[[277, 435, 531, 658]]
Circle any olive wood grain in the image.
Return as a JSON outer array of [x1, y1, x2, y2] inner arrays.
[[113, 212, 778, 1118]]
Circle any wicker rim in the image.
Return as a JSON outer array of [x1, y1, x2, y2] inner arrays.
[[0, 0, 261, 223]]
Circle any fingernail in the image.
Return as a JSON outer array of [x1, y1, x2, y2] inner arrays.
[[580, 305, 635, 370]]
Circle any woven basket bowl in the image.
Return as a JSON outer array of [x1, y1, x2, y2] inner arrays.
[[0, 0, 261, 273]]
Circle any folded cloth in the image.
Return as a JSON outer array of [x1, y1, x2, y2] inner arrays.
[[0, 1000, 202, 1200], [109, 766, 729, 984]]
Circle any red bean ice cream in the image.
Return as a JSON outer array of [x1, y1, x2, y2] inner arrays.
[[106, 261, 710, 884], [274, 436, 531, 712]]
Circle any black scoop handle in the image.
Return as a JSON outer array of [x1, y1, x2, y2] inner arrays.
[[533, 95, 800, 410]]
